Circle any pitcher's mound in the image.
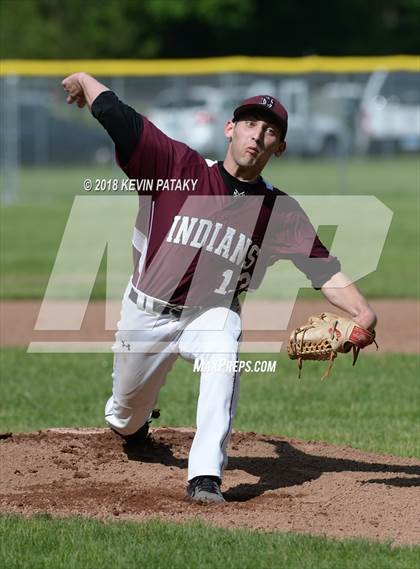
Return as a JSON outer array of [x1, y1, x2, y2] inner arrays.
[[1, 428, 419, 545]]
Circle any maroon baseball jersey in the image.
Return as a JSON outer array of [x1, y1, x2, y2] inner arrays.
[[117, 117, 340, 307]]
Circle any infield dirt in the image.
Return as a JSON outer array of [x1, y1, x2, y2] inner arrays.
[[1, 428, 419, 545], [1, 299, 419, 352]]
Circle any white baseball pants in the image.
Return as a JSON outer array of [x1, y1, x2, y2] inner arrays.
[[105, 282, 241, 481]]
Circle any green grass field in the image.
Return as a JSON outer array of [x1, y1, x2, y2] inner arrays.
[[1, 350, 419, 566], [1, 515, 418, 569], [1, 157, 419, 299], [1, 350, 418, 456]]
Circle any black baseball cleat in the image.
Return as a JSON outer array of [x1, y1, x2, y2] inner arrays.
[[122, 421, 150, 445], [186, 476, 226, 504], [111, 408, 160, 447], [111, 421, 149, 447]]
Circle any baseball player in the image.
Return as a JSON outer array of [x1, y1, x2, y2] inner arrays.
[[62, 73, 377, 504]]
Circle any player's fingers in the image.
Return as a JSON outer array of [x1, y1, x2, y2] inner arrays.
[[63, 85, 77, 98], [62, 74, 76, 88], [76, 97, 86, 108], [62, 78, 72, 92], [62, 79, 80, 97]]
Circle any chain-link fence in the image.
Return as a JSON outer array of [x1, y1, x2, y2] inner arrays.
[[1, 58, 419, 200]]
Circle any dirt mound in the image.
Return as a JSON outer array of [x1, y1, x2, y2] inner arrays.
[[1, 428, 419, 545]]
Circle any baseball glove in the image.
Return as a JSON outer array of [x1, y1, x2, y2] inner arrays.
[[287, 312, 377, 378]]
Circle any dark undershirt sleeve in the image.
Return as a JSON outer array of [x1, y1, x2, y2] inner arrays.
[[91, 91, 143, 165]]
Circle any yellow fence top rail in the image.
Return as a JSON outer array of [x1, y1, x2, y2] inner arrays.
[[1, 55, 419, 76]]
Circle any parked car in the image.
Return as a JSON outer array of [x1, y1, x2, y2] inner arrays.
[[148, 86, 228, 157], [356, 71, 420, 153], [277, 79, 349, 156]]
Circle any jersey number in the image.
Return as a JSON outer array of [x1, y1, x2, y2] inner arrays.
[[214, 269, 233, 295], [214, 270, 251, 295]]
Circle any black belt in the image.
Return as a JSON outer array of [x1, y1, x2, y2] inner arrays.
[[129, 287, 188, 318], [129, 287, 240, 318]]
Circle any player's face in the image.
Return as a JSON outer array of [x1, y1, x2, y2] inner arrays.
[[224, 113, 286, 173]]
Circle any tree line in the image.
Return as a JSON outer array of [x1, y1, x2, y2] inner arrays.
[[1, 0, 419, 59]]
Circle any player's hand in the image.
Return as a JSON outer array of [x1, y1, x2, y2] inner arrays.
[[62, 73, 87, 108]]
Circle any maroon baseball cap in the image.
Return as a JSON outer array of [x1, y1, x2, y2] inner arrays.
[[233, 95, 288, 140]]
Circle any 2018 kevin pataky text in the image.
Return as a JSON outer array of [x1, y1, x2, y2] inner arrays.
[[84, 178, 199, 192]]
